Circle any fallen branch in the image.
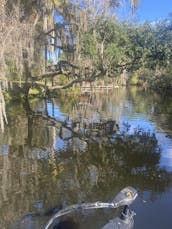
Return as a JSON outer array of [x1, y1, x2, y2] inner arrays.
[[32, 71, 61, 81], [50, 69, 106, 89]]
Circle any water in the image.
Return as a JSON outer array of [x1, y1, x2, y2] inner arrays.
[[0, 87, 172, 229]]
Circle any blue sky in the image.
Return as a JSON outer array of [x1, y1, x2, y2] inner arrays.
[[117, 0, 172, 22]]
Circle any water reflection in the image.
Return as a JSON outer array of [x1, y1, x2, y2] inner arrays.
[[52, 218, 79, 229], [0, 87, 172, 228]]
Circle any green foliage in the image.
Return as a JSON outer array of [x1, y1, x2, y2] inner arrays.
[[81, 33, 98, 60], [80, 15, 172, 92], [57, 74, 70, 85], [3, 0, 172, 95], [29, 88, 40, 95]]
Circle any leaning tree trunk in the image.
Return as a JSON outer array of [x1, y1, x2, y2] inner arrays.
[[0, 87, 8, 132]]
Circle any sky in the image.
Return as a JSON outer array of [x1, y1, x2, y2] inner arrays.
[[117, 0, 172, 22]]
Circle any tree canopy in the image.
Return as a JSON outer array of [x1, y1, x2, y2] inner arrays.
[[1, 0, 172, 131]]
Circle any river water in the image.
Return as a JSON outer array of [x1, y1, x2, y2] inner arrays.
[[0, 87, 172, 229]]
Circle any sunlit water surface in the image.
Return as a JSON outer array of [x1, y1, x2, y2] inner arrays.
[[0, 87, 172, 229]]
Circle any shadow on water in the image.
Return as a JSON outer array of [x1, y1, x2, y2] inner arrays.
[[53, 220, 78, 229], [0, 87, 172, 228]]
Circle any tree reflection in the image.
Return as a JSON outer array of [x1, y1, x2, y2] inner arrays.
[[0, 92, 172, 228]]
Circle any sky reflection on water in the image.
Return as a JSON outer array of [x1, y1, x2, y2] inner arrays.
[[47, 90, 172, 172], [1, 88, 172, 229]]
